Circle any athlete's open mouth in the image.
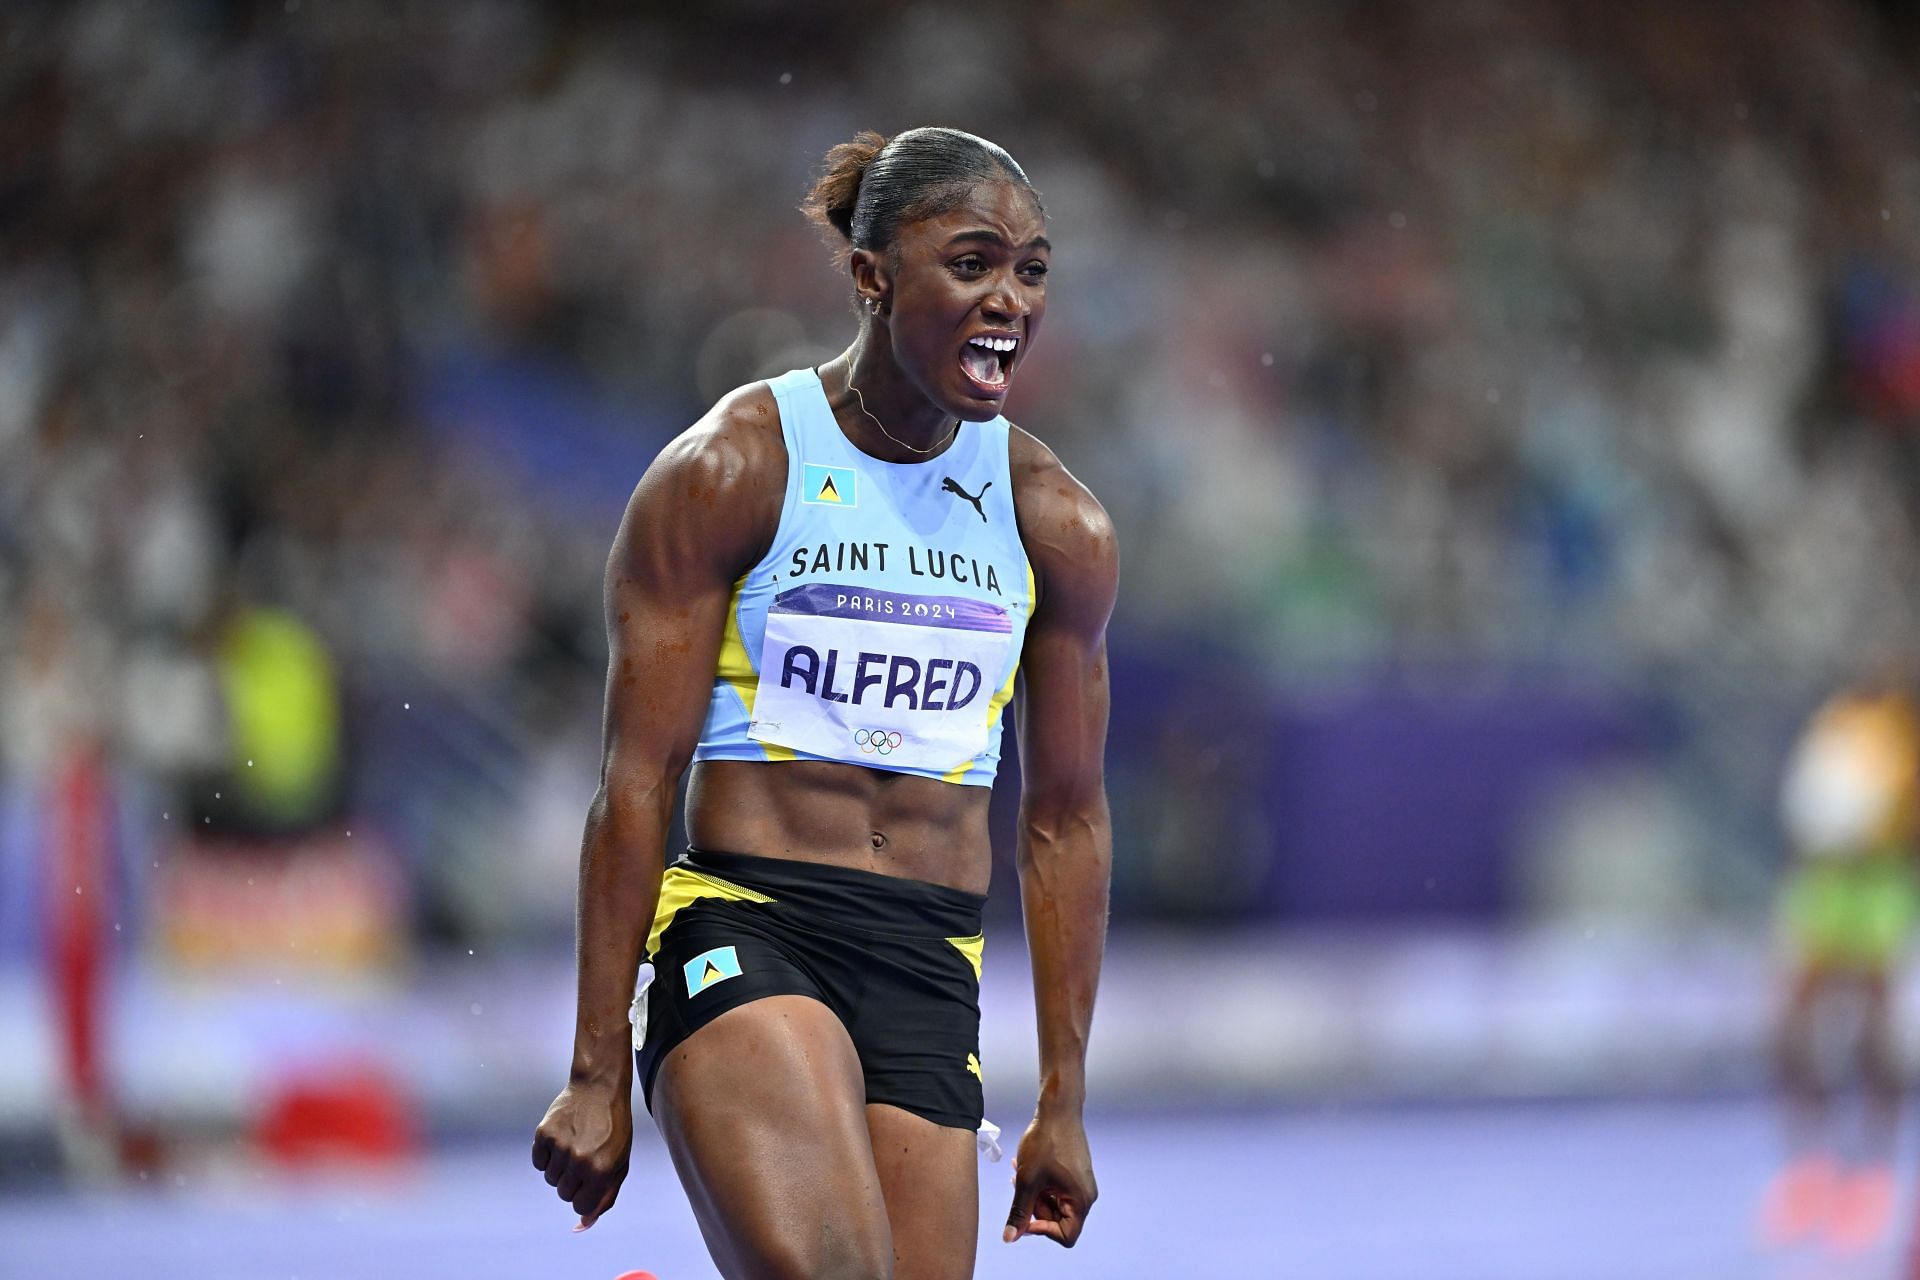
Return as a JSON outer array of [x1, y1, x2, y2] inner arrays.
[[959, 334, 1016, 391]]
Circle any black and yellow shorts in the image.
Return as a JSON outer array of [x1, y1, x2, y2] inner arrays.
[[634, 849, 987, 1131]]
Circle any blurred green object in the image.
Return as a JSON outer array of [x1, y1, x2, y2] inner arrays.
[[1780, 851, 1920, 973], [218, 607, 341, 828]]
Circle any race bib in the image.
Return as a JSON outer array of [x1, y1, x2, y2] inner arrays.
[[748, 583, 1012, 771]]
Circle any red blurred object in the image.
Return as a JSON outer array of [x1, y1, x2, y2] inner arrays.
[[154, 830, 409, 974], [1847, 291, 1920, 426], [1825, 1163, 1897, 1255], [48, 742, 111, 1133], [254, 1063, 419, 1166]]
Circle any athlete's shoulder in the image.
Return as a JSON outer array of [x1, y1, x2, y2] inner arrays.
[[1008, 423, 1116, 554], [1007, 423, 1117, 617], [650, 380, 788, 495], [621, 381, 787, 575]]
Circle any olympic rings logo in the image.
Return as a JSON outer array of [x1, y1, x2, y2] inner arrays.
[[854, 729, 903, 755]]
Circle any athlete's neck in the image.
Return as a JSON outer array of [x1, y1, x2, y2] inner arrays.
[[825, 338, 958, 462]]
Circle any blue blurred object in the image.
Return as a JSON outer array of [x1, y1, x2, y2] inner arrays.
[[0, 1098, 1858, 1280]]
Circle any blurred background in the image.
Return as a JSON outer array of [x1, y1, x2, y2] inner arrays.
[[4, 1, 1920, 1276]]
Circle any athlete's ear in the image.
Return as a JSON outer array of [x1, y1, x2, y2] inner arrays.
[[850, 248, 891, 315]]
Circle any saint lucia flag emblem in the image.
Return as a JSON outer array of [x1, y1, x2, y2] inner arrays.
[[802, 463, 857, 508], [684, 945, 743, 996]]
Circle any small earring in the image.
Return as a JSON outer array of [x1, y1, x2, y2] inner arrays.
[[868, 298, 883, 316]]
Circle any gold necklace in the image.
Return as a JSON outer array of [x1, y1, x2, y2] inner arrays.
[[844, 369, 958, 456]]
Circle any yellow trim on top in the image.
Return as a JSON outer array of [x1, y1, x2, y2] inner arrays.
[[942, 559, 1034, 783], [716, 574, 796, 763], [647, 866, 774, 957], [946, 932, 985, 980]]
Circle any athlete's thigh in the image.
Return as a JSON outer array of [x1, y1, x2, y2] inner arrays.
[[653, 995, 893, 1280], [866, 1102, 978, 1280]]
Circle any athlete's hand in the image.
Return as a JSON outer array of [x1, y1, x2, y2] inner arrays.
[[532, 1080, 633, 1230], [1003, 1111, 1097, 1247]]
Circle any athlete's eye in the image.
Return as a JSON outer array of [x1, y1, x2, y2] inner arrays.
[[952, 255, 987, 275], [1020, 261, 1049, 282]]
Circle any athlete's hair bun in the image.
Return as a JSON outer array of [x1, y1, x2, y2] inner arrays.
[[801, 127, 1040, 263], [802, 130, 890, 243]]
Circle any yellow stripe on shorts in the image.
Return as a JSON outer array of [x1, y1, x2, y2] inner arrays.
[[647, 866, 775, 957], [946, 932, 985, 980]]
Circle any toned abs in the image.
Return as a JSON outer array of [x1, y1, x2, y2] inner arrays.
[[686, 759, 994, 893]]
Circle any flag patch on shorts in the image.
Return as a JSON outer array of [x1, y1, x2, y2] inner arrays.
[[684, 945, 742, 996]]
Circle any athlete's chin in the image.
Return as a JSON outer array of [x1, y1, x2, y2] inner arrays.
[[950, 371, 1014, 420], [953, 401, 1006, 423]]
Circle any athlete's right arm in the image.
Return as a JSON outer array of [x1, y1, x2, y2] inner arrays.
[[531, 389, 783, 1228]]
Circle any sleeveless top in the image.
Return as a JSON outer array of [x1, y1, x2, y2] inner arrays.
[[690, 368, 1033, 786]]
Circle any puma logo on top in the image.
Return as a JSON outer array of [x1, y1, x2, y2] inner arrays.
[[942, 477, 991, 522]]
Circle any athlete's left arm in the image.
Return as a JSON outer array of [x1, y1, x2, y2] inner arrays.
[[1004, 431, 1119, 1248]]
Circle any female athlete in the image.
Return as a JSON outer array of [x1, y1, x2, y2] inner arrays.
[[531, 127, 1117, 1280]]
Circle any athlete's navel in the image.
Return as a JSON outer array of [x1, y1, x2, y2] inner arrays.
[[870, 831, 888, 851]]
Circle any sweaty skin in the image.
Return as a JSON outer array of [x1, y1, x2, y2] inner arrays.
[[532, 178, 1114, 1276]]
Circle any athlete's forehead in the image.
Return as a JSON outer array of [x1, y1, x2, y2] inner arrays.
[[901, 180, 1048, 256]]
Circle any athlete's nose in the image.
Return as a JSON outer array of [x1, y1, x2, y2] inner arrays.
[[981, 273, 1028, 325]]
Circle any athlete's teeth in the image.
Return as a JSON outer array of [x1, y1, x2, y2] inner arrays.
[[960, 342, 1003, 384]]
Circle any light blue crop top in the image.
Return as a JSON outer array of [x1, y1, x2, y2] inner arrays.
[[690, 367, 1034, 786]]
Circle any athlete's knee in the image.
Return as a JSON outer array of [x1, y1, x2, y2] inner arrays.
[[751, 1251, 891, 1280], [751, 1228, 892, 1280]]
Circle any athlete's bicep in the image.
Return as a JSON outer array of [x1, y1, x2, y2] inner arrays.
[[599, 427, 776, 786], [1015, 626, 1111, 811], [1014, 489, 1118, 809]]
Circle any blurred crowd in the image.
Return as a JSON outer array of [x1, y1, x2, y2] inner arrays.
[[4, 0, 1920, 944]]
